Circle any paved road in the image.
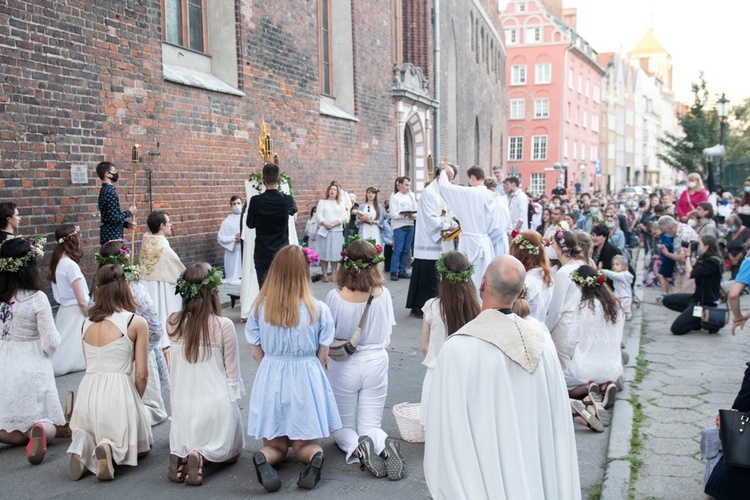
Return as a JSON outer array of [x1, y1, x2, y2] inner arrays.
[[1, 275, 619, 499], [631, 276, 750, 499]]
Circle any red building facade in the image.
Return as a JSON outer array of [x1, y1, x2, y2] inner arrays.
[[500, 1, 604, 196]]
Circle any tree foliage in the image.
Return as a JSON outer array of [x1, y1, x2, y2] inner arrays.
[[728, 97, 750, 161], [657, 72, 719, 174]]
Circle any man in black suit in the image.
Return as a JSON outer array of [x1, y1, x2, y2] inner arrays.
[[246, 163, 297, 287]]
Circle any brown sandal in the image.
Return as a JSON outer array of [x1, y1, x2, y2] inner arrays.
[[185, 451, 204, 486], [168, 454, 187, 483], [55, 391, 75, 439]]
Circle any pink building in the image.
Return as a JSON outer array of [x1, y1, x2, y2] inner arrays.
[[500, 1, 605, 196]]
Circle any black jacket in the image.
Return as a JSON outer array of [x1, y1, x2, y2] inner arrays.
[[690, 255, 722, 306]]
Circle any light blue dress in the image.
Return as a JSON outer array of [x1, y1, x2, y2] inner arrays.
[[245, 300, 342, 440]]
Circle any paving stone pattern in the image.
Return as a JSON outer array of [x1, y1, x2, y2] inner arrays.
[[633, 280, 750, 499]]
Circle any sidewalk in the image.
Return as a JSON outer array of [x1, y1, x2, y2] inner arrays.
[[602, 254, 750, 499]]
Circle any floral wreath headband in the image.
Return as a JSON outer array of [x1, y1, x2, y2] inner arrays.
[[175, 266, 223, 302], [554, 228, 571, 257], [340, 235, 385, 271], [57, 226, 80, 245], [0, 235, 46, 273], [435, 252, 474, 284], [94, 241, 140, 282], [510, 230, 550, 256], [517, 284, 528, 300], [569, 269, 605, 288]]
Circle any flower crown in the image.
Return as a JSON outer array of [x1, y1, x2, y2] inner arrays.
[[94, 242, 140, 282], [518, 284, 528, 300], [0, 236, 46, 273], [510, 229, 549, 256], [339, 235, 385, 271], [175, 266, 223, 302], [554, 228, 571, 257], [435, 252, 474, 283], [569, 269, 605, 288], [301, 246, 319, 266], [57, 226, 80, 245]]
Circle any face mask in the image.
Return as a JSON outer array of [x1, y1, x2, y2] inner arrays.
[[745, 186, 750, 194], [110, 172, 119, 183], [722, 199, 729, 205], [590, 207, 599, 214], [728, 225, 736, 232], [687, 181, 697, 189], [232, 205, 242, 214], [688, 219, 697, 228], [607, 222, 616, 229]]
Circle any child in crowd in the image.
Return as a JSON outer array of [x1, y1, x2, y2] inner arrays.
[[420, 251, 480, 425], [602, 255, 635, 320], [655, 222, 676, 297], [303, 206, 318, 250], [247, 246, 341, 492]]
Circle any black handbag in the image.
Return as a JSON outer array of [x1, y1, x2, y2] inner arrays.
[[719, 409, 750, 467], [699, 257, 728, 331]]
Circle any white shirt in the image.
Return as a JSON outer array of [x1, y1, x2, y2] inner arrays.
[[508, 189, 529, 230], [389, 191, 417, 230], [324, 288, 396, 350], [414, 181, 451, 260], [51, 257, 89, 307]]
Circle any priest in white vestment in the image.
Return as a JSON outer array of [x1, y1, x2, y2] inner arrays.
[[424, 255, 580, 500], [217, 196, 243, 284], [438, 166, 505, 291]]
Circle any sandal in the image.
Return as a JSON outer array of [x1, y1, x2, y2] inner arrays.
[[185, 451, 204, 486], [167, 454, 187, 483], [56, 391, 75, 439], [95, 444, 115, 481], [571, 400, 604, 432], [583, 396, 611, 427]]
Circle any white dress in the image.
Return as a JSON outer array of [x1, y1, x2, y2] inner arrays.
[[525, 267, 553, 324], [0, 290, 65, 432], [545, 260, 584, 374], [168, 315, 244, 461], [51, 257, 88, 376], [68, 311, 153, 471], [315, 199, 348, 262], [356, 203, 384, 245], [420, 298, 446, 425], [564, 301, 625, 388]]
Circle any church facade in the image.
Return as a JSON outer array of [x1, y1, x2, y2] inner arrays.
[[0, 0, 506, 266]]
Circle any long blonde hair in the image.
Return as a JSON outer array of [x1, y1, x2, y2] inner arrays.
[[254, 246, 318, 327]]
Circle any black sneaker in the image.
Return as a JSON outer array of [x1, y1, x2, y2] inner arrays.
[[409, 308, 423, 319], [297, 451, 324, 489], [357, 436, 387, 478], [398, 272, 411, 279], [390, 273, 399, 281]]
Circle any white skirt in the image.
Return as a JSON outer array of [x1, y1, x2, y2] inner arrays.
[[138, 349, 168, 426], [317, 230, 344, 262], [51, 305, 86, 376]]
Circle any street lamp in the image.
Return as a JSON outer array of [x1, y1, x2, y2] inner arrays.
[[553, 162, 570, 190], [717, 93, 730, 185]]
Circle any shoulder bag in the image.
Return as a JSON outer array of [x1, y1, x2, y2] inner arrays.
[[700, 256, 729, 331], [329, 289, 374, 362], [719, 409, 750, 467]]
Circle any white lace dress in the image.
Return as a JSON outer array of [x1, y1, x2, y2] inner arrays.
[[168, 315, 244, 462], [0, 290, 65, 432]]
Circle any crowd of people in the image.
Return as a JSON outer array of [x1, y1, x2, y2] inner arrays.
[[5, 158, 750, 498]]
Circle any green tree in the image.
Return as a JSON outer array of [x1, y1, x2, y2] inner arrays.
[[727, 97, 750, 161], [658, 72, 719, 174]]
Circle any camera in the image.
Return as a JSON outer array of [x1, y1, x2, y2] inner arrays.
[[681, 240, 698, 252]]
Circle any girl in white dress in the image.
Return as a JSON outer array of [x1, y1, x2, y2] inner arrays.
[[166, 263, 244, 486], [509, 230, 554, 324], [325, 237, 404, 480], [0, 236, 64, 465], [356, 187, 386, 245], [420, 251, 480, 424], [49, 225, 88, 376], [315, 182, 349, 282], [68, 264, 152, 481]]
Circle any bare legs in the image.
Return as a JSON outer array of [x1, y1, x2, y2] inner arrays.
[[259, 436, 322, 465], [0, 422, 56, 446]]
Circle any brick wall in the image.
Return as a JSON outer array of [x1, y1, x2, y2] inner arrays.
[[0, 0, 397, 277]]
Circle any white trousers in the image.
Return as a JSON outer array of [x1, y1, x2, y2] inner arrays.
[[327, 348, 389, 464]]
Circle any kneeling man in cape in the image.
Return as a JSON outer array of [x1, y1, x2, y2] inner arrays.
[[424, 255, 581, 500]]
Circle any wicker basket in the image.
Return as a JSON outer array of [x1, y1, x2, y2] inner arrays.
[[392, 402, 425, 443]]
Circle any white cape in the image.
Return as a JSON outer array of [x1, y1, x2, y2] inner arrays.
[[239, 179, 298, 320], [424, 310, 581, 500], [217, 213, 242, 283]]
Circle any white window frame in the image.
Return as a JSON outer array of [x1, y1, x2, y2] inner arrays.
[[573, 140, 577, 160], [511, 65, 527, 85], [577, 74, 582, 93], [518, 1, 526, 12], [532, 135, 547, 161], [530, 173, 546, 196], [505, 28, 518, 45], [509, 99, 525, 120], [526, 26, 541, 44], [534, 98, 549, 119], [581, 143, 586, 161], [591, 144, 597, 162], [535, 63, 551, 84], [568, 69, 573, 89], [583, 110, 588, 128], [508, 136, 524, 161], [563, 138, 568, 158]]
